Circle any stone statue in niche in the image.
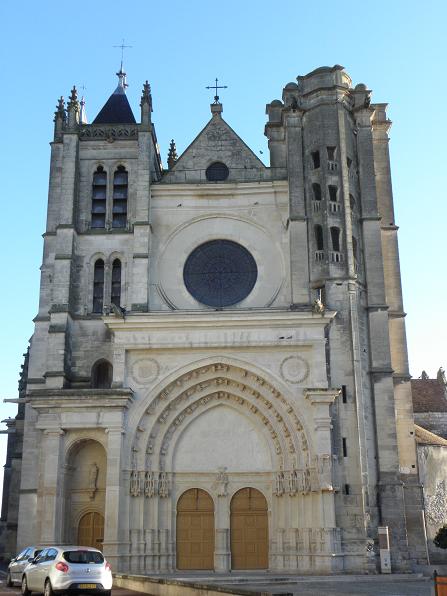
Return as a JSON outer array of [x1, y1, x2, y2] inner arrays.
[[288, 469, 299, 496], [144, 471, 156, 498], [214, 467, 229, 497], [158, 472, 169, 498], [88, 462, 99, 500], [275, 471, 285, 496], [130, 469, 141, 497]]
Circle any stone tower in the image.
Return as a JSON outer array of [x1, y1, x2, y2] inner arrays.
[[10, 65, 427, 573]]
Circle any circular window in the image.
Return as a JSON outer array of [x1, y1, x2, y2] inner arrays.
[[205, 162, 229, 182], [183, 240, 257, 307]]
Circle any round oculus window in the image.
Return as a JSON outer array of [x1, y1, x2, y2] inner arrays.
[[183, 240, 257, 307], [205, 162, 229, 181]]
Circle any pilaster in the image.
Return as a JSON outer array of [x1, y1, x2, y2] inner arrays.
[[39, 429, 65, 545], [103, 427, 125, 571]]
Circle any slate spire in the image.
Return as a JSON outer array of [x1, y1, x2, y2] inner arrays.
[[92, 68, 136, 125]]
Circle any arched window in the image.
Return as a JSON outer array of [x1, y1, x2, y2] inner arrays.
[[91, 166, 107, 228], [205, 162, 229, 182], [330, 227, 341, 252], [352, 236, 358, 262], [112, 166, 128, 228], [91, 359, 113, 389], [312, 183, 322, 201], [93, 259, 104, 313], [314, 225, 324, 251], [111, 259, 121, 307], [328, 185, 338, 202]]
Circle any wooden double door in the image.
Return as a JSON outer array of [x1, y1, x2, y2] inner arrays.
[[78, 511, 104, 550], [176, 487, 268, 570]]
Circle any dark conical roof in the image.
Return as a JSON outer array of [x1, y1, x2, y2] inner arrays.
[[93, 71, 136, 125]]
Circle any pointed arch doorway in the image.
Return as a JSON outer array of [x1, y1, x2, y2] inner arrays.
[[176, 488, 215, 570], [231, 488, 268, 569]]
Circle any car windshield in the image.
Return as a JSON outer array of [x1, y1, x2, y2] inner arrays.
[[63, 551, 104, 564]]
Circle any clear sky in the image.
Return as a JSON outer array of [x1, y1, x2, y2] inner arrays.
[[1, 0, 446, 502]]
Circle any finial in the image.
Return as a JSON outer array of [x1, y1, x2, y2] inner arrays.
[[67, 86, 80, 128], [68, 86, 78, 105], [140, 80, 152, 107], [116, 68, 128, 91], [167, 139, 178, 169], [54, 96, 65, 120]]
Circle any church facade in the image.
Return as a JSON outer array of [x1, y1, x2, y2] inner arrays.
[[11, 65, 429, 573]]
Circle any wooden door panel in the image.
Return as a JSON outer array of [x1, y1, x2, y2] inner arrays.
[[231, 488, 268, 570], [177, 489, 215, 570]]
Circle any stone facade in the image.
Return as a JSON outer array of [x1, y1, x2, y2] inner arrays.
[[3, 65, 430, 573]]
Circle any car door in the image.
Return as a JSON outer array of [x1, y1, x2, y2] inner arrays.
[[10, 548, 29, 582], [36, 548, 58, 591], [26, 549, 47, 591]]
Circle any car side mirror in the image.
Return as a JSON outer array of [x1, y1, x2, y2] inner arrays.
[[28, 557, 35, 563]]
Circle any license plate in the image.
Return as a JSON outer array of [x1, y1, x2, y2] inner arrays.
[[78, 584, 97, 589]]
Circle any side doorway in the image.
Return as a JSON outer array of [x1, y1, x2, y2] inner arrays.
[[78, 511, 104, 549]]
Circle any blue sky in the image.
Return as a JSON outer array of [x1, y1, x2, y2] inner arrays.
[[1, 0, 446, 500]]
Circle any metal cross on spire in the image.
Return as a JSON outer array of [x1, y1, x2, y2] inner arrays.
[[206, 78, 228, 104], [113, 39, 132, 72]]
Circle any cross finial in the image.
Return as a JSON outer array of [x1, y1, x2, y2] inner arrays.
[[206, 77, 228, 104], [113, 38, 132, 72]]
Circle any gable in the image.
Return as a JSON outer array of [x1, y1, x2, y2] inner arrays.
[[163, 107, 266, 183]]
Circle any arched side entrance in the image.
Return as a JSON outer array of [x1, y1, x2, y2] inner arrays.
[[231, 488, 268, 570], [78, 511, 104, 549], [176, 488, 215, 570]]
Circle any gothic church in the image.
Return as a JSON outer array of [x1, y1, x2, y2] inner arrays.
[[4, 65, 430, 573]]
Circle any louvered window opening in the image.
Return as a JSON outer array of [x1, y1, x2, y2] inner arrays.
[[113, 166, 128, 228], [91, 167, 107, 228]]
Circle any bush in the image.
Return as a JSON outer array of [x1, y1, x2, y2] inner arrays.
[[434, 526, 447, 549]]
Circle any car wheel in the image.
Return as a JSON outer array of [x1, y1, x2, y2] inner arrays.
[[44, 579, 54, 596], [6, 572, 13, 587], [21, 575, 31, 596]]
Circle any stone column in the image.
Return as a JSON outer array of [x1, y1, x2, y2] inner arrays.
[[214, 487, 231, 572], [39, 430, 65, 545], [103, 428, 125, 570]]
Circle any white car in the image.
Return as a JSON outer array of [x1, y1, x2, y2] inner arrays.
[[7, 546, 46, 587], [21, 546, 112, 596]]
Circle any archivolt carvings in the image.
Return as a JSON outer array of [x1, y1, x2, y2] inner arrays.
[[130, 362, 312, 472]]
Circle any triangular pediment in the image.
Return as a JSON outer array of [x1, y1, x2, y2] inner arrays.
[[163, 108, 266, 183]]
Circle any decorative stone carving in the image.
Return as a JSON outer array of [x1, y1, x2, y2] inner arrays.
[[158, 472, 169, 498], [130, 469, 141, 497], [214, 467, 229, 497], [275, 471, 285, 496], [131, 358, 160, 385], [144, 471, 156, 498], [79, 125, 138, 139], [280, 355, 309, 384]]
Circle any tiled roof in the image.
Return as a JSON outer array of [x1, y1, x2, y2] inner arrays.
[[415, 424, 447, 446], [411, 379, 447, 413]]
